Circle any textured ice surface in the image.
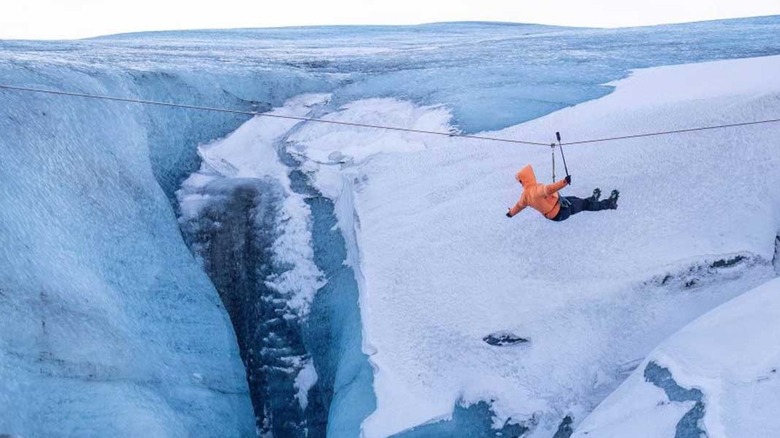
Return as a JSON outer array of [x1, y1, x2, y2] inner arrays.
[[301, 185, 377, 438], [176, 93, 376, 436], [0, 73, 255, 436], [3, 17, 780, 135], [176, 96, 327, 435], [574, 277, 780, 438]]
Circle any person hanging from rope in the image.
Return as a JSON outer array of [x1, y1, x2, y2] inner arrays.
[[505, 164, 618, 222]]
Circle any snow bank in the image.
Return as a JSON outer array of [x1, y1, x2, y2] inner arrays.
[[288, 55, 780, 436], [573, 277, 780, 438]]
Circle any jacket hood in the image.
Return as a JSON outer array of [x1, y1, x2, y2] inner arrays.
[[516, 165, 537, 186]]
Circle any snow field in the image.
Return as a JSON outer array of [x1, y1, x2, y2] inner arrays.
[[286, 55, 780, 436]]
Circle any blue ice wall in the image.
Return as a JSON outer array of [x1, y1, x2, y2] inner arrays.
[[0, 66, 256, 435], [296, 183, 377, 437], [0, 49, 335, 437], [178, 177, 322, 436]]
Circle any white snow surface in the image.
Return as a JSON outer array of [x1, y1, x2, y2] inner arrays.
[[284, 55, 780, 436], [573, 276, 780, 438]]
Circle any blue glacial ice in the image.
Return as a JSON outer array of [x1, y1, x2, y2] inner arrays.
[[1, 16, 780, 436], [391, 401, 529, 438], [643, 363, 705, 438], [0, 71, 255, 436], [175, 108, 376, 436], [295, 172, 377, 437]]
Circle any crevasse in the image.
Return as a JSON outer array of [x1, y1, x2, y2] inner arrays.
[[2, 18, 780, 437]]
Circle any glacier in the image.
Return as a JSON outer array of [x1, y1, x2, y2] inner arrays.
[[1, 16, 780, 438]]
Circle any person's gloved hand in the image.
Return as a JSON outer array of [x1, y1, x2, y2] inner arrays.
[[565, 175, 572, 185], [506, 209, 512, 218]]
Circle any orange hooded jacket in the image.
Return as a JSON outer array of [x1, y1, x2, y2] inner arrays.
[[508, 165, 569, 219]]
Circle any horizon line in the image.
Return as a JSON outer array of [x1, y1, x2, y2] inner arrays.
[[2, 14, 778, 42]]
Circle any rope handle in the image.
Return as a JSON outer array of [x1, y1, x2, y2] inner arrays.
[[553, 131, 571, 186]]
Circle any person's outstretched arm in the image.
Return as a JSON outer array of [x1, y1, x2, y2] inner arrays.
[[507, 198, 527, 217], [544, 175, 571, 196]]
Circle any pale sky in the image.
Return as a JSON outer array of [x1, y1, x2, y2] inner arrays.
[[2, 0, 780, 40]]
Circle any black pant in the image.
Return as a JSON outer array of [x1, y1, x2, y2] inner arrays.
[[552, 196, 611, 222]]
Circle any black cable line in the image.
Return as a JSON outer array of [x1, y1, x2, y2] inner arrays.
[[0, 84, 549, 146], [2, 83, 778, 148], [561, 118, 780, 145]]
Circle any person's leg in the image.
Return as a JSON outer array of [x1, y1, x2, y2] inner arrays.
[[581, 194, 613, 211], [564, 195, 614, 214], [564, 196, 586, 215], [556, 192, 616, 221]]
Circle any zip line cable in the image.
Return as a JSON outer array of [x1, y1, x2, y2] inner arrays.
[[2, 83, 780, 147], [0, 84, 548, 146], [562, 118, 780, 145]]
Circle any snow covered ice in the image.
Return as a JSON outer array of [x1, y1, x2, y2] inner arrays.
[[1, 16, 780, 438], [288, 54, 780, 437], [572, 277, 780, 438]]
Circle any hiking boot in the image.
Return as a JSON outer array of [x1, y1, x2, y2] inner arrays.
[[591, 188, 601, 202], [607, 189, 620, 209]]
